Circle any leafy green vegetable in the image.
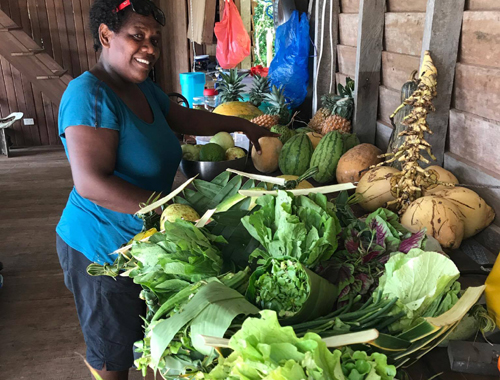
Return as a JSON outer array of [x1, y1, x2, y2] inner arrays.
[[241, 191, 341, 268], [198, 310, 396, 380], [246, 258, 338, 323], [377, 249, 460, 333]]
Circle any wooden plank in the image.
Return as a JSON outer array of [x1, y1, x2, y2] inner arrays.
[[27, 0, 41, 46], [63, 0, 80, 76], [53, 0, 72, 74], [454, 63, 500, 122], [466, 0, 500, 10], [41, 92, 57, 145], [156, 0, 190, 93], [51, 101, 61, 145], [315, 0, 340, 102], [44, 0, 63, 67], [340, 0, 358, 13], [381, 51, 420, 91], [338, 13, 357, 47], [0, 55, 10, 117], [336, 72, 349, 89], [240, 0, 252, 69], [419, 0, 466, 166], [80, 0, 96, 69], [375, 120, 392, 152], [444, 152, 500, 228], [449, 108, 500, 174], [31, 84, 49, 145], [17, 0, 32, 36], [21, 72, 41, 145], [71, 0, 88, 73], [384, 12, 425, 56], [460, 11, 500, 69], [0, 0, 11, 18], [35, 0, 53, 62], [10, 64, 26, 146], [378, 85, 400, 126], [386, 0, 427, 12], [7, 0, 20, 25], [352, 0, 385, 144], [337, 44, 356, 77]]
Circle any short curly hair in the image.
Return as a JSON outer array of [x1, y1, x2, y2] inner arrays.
[[89, 0, 133, 51]]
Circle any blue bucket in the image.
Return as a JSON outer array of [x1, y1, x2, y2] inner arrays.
[[179, 72, 206, 108]]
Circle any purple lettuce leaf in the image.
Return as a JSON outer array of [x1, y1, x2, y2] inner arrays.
[[399, 228, 427, 253], [355, 273, 374, 295]]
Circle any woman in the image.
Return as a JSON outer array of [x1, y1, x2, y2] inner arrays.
[[56, 1, 275, 379]]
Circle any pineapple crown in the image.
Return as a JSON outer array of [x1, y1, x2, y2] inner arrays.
[[333, 97, 354, 120], [265, 85, 291, 125], [338, 77, 354, 98], [249, 74, 270, 107], [218, 69, 247, 103]]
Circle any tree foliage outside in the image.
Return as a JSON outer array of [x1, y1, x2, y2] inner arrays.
[[253, 0, 275, 67]]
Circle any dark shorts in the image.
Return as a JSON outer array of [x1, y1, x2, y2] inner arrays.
[[56, 234, 146, 371]]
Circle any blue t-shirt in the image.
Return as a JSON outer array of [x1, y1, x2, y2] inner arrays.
[[57, 71, 182, 265]]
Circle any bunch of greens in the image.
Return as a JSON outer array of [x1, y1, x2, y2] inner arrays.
[[198, 310, 396, 380], [241, 191, 341, 269], [376, 248, 460, 333], [88, 220, 226, 318], [136, 274, 259, 379], [318, 200, 427, 303], [246, 258, 338, 323], [340, 348, 397, 380]]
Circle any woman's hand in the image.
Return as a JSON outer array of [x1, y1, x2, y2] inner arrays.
[[242, 122, 280, 154]]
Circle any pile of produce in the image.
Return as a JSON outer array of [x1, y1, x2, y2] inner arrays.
[[87, 169, 489, 380], [354, 52, 495, 248], [181, 132, 246, 162]]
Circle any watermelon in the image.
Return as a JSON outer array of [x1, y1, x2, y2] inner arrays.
[[342, 133, 360, 154], [279, 133, 314, 176], [309, 131, 344, 184]]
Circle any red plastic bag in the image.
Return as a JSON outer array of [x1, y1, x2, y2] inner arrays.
[[250, 65, 269, 78], [214, 0, 251, 69]]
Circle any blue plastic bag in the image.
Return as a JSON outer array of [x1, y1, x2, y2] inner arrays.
[[268, 11, 310, 109]]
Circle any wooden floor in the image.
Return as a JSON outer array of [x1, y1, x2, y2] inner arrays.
[[0, 146, 496, 380], [0, 146, 145, 380]]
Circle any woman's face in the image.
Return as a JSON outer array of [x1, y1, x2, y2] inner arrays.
[[102, 12, 161, 83]]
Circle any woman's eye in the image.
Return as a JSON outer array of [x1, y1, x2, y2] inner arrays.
[[151, 38, 159, 46], [133, 34, 143, 40]]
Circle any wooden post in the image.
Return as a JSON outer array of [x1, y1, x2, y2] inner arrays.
[[420, 0, 466, 166], [240, 0, 252, 69], [352, 0, 385, 144], [312, 0, 339, 114]]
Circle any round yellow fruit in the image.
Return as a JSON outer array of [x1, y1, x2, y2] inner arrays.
[[160, 204, 200, 229], [306, 132, 322, 150], [355, 166, 400, 212], [423, 166, 459, 194], [251, 137, 283, 174], [213, 101, 264, 120]]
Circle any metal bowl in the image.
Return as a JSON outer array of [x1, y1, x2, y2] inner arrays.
[[179, 149, 250, 181]]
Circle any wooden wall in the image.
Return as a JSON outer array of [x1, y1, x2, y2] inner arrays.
[[0, 0, 191, 147], [334, 0, 500, 225]]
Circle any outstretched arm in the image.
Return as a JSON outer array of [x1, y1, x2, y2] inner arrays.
[[166, 101, 277, 152]]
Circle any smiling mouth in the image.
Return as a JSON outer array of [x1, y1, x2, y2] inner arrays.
[[135, 58, 151, 66]]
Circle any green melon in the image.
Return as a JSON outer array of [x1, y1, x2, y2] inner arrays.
[[309, 131, 344, 184], [342, 133, 360, 154], [199, 143, 226, 162], [279, 133, 314, 176]]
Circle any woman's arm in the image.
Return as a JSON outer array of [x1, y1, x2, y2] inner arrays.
[[166, 101, 277, 152], [65, 125, 159, 214]]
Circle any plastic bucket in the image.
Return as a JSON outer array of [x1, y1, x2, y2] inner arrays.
[[179, 72, 206, 108]]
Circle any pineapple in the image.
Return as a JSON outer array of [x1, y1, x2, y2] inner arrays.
[[250, 114, 280, 129], [321, 97, 354, 134], [308, 93, 340, 133], [249, 74, 270, 107], [264, 85, 291, 125], [218, 69, 247, 103]]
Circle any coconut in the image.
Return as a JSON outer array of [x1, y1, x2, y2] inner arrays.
[[355, 166, 400, 212], [336, 144, 383, 184], [433, 187, 495, 238], [424, 166, 459, 194], [401, 196, 465, 249]]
